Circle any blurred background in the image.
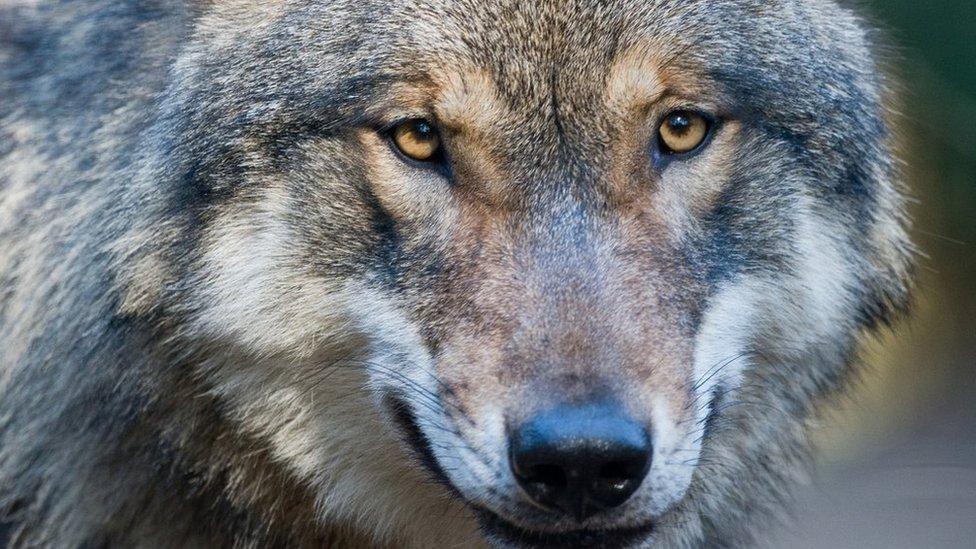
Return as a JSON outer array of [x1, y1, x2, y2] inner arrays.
[[766, 1, 976, 547]]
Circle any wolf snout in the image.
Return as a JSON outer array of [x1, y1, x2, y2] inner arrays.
[[508, 402, 652, 522]]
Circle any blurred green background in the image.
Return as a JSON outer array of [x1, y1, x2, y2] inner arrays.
[[768, 1, 976, 547]]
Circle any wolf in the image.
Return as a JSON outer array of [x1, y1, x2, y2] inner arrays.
[[0, 0, 914, 547]]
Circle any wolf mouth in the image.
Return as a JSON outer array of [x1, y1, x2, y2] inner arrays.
[[386, 394, 656, 547], [384, 394, 462, 494], [477, 509, 656, 548]]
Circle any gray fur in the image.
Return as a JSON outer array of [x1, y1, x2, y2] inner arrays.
[[0, 0, 913, 547]]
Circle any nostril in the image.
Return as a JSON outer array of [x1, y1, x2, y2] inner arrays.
[[590, 454, 650, 508], [524, 463, 567, 490], [599, 461, 638, 487]]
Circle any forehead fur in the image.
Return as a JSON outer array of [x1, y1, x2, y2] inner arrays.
[[434, 69, 505, 134], [383, 0, 874, 166], [180, 0, 879, 152]]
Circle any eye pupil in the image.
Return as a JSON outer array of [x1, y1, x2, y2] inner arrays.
[[667, 115, 691, 135], [415, 121, 433, 138]]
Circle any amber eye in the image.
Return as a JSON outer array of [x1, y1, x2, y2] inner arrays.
[[658, 110, 710, 155], [392, 119, 441, 162]]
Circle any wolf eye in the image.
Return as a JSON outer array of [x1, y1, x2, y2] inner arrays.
[[657, 110, 711, 155], [391, 119, 442, 162]]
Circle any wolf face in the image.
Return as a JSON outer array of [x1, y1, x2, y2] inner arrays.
[[162, 0, 912, 546], [0, 0, 913, 547]]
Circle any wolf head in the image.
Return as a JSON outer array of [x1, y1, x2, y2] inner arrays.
[[124, 0, 913, 546]]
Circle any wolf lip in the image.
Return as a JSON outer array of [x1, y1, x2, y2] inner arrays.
[[387, 395, 654, 547], [477, 509, 655, 548], [384, 394, 462, 494]]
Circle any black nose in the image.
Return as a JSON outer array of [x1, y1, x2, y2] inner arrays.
[[509, 402, 652, 522]]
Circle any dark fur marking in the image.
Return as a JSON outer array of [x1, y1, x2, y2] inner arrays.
[[476, 508, 655, 549], [385, 395, 460, 497]]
